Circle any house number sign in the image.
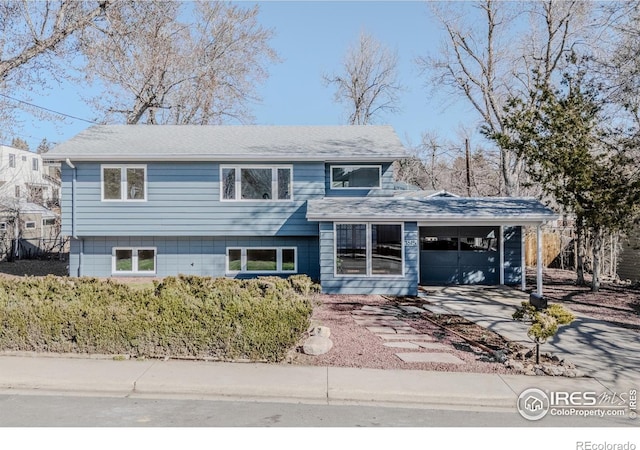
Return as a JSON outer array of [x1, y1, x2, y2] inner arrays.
[[405, 239, 418, 247]]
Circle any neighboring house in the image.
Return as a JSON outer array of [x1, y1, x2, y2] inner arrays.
[[47, 125, 556, 295], [0, 199, 60, 259], [0, 145, 60, 207]]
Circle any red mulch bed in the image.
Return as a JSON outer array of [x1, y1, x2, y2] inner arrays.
[[530, 268, 640, 333]]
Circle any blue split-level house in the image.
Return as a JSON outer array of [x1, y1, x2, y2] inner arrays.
[[47, 125, 556, 296]]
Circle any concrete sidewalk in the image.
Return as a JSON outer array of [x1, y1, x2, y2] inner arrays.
[[422, 286, 640, 390], [0, 354, 622, 412]]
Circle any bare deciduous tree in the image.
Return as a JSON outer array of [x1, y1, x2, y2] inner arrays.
[[0, 0, 108, 137], [80, 1, 278, 125], [324, 30, 402, 125], [591, 1, 640, 128], [420, 0, 590, 196]]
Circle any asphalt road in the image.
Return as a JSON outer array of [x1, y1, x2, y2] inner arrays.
[[0, 394, 634, 427]]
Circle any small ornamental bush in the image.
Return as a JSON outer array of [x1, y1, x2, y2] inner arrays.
[[513, 301, 575, 363], [0, 275, 316, 362]]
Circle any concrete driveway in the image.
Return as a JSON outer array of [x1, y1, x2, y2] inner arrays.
[[420, 285, 640, 391]]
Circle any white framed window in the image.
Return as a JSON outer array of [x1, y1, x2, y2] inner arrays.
[[226, 247, 297, 274], [32, 158, 39, 171], [0, 222, 6, 231], [24, 221, 36, 229], [8, 154, 15, 168], [112, 247, 156, 274], [21, 155, 26, 161], [101, 165, 147, 201], [334, 223, 403, 277], [42, 218, 56, 226], [221, 165, 292, 201], [330, 165, 382, 189]]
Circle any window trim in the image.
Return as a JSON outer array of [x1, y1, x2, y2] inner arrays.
[[219, 165, 293, 202], [334, 222, 404, 278], [24, 221, 36, 229], [101, 164, 147, 202], [0, 222, 6, 231], [226, 247, 297, 274], [42, 218, 56, 226], [32, 158, 39, 171], [8, 154, 15, 168], [330, 165, 382, 190], [111, 247, 157, 275]]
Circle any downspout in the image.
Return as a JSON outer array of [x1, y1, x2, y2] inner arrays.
[[65, 159, 82, 276], [65, 159, 76, 238]]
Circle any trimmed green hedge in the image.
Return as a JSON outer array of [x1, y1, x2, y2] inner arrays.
[[0, 275, 317, 362]]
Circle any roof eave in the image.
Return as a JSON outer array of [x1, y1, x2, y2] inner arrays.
[[306, 214, 558, 225], [48, 154, 407, 163]]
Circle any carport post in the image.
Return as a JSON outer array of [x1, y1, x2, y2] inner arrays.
[[521, 226, 526, 291], [536, 224, 543, 296], [499, 225, 504, 285]]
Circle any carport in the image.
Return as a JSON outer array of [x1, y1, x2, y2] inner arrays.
[[306, 196, 557, 296]]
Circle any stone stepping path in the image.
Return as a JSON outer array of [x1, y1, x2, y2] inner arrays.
[[351, 303, 466, 366]]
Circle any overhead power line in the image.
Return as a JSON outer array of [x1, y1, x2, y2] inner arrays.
[[0, 93, 99, 125]]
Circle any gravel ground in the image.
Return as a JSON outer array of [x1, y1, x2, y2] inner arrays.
[[530, 269, 640, 332], [288, 293, 523, 374]]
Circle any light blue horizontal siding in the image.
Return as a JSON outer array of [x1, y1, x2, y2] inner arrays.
[[61, 161, 325, 237], [504, 226, 523, 285], [324, 162, 395, 197], [318, 221, 418, 296], [69, 235, 320, 280]]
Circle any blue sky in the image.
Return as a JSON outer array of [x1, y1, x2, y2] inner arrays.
[[10, 1, 477, 151]]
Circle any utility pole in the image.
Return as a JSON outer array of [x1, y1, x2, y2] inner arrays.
[[465, 138, 471, 197]]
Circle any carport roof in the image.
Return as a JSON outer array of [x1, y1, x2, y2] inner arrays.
[[306, 196, 557, 225]]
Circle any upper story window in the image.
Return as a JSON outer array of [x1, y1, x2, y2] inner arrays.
[[221, 165, 292, 201], [8, 154, 15, 168], [102, 165, 146, 201], [32, 158, 39, 171], [330, 165, 381, 189]]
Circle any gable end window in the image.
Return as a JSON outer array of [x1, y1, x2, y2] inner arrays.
[[8, 154, 15, 168], [102, 165, 146, 201], [331, 165, 381, 189], [32, 158, 39, 171], [221, 166, 292, 201]]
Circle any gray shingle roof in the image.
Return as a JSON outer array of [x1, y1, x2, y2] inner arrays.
[[48, 125, 408, 162], [306, 197, 557, 224]]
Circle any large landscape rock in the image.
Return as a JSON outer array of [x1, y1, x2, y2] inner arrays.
[[303, 335, 333, 356]]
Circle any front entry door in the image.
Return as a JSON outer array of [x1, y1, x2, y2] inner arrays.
[[419, 226, 499, 285]]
